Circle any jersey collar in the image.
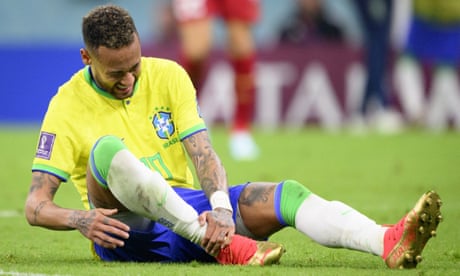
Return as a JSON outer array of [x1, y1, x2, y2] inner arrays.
[[83, 66, 139, 99]]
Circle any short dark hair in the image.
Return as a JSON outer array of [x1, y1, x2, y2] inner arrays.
[[82, 5, 138, 53]]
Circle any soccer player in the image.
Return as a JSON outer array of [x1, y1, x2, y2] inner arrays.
[[172, 0, 260, 161], [25, 5, 442, 268], [395, 0, 460, 128]]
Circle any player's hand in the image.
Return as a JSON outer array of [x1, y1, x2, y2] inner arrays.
[[198, 208, 235, 256], [75, 208, 130, 249]]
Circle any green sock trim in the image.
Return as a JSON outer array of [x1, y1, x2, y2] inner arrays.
[[279, 180, 312, 227], [89, 135, 127, 188]]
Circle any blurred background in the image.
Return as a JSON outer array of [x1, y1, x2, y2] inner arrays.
[[1, 0, 459, 133]]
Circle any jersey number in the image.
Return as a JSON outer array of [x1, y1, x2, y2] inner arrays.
[[140, 153, 173, 180]]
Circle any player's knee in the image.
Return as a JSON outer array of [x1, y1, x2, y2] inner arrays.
[[281, 179, 312, 196], [93, 135, 125, 154], [277, 180, 312, 226], [89, 135, 126, 189]]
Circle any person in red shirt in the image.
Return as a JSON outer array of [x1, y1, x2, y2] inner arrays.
[[172, 0, 260, 161]]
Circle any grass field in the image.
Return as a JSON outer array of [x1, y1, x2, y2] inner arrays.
[[0, 126, 459, 275]]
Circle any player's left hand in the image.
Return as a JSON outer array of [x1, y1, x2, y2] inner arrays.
[[198, 208, 235, 256]]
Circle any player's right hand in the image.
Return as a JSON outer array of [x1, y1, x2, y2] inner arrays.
[[199, 209, 235, 256], [75, 208, 130, 249]]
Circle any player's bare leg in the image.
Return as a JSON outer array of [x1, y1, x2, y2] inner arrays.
[[238, 181, 442, 268]]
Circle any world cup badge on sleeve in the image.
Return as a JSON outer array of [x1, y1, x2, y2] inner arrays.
[[35, 132, 56, 160]]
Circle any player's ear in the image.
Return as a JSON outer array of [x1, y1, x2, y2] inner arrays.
[[80, 48, 92, 65]]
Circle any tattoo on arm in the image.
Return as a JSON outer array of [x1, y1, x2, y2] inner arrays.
[[69, 210, 95, 234], [211, 210, 234, 227], [29, 172, 61, 224], [184, 131, 227, 197], [30, 173, 60, 197], [33, 200, 50, 224]]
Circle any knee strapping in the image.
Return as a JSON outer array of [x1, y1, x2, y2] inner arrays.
[[276, 180, 312, 227], [89, 135, 126, 188]]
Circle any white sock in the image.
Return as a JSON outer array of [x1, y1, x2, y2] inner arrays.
[[107, 149, 206, 244], [295, 194, 386, 256]]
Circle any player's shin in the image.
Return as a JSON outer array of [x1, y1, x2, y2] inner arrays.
[[276, 180, 385, 255], [89, 135, 205, 244], [294, 196, 385, 255]]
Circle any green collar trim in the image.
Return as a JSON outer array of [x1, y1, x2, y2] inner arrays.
[[83, 66, 139, 99]]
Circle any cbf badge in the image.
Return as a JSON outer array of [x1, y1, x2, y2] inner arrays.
[[36, 132, 56, 160], [153, 111, 175, 139]]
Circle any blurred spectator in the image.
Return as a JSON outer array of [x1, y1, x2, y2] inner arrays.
[[278, 0, 344, 45], [153, 1, 179, 47], [395, 0, 460, 130], [350, 0, 403, 134], [172, 0, 260, 161]]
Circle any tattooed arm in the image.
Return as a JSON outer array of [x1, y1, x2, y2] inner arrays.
[[25, 171, 129, 248], [183, 130, 228, 198], [183, 130, 235, 253]]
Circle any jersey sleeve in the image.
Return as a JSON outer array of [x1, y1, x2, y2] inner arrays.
[[168, 62, 207, 141], [31, 86, 86, 182]]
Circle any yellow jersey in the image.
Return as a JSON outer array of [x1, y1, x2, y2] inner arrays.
[[32, 57, 206, 209], [414, 0, 460, 24]]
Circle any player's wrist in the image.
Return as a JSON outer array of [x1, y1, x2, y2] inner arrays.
[[210, 191, 233, 213]]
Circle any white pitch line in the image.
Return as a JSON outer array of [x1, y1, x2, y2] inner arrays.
[[0, 270, 69, 276], [0, 210, 22, 218]]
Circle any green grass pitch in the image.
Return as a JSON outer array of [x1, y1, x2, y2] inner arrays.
[[0, 126, 459, 275]]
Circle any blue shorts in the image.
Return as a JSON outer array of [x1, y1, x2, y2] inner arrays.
[[94, 184, 247, 263], [405, 16, 460, 65]]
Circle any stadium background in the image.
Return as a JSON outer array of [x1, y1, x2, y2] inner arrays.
[[0, 1, 459, 274], [3, 0, 458, 131]]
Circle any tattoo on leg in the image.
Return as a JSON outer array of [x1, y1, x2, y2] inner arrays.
[[90, 196, 112, 209], [239, 184, 275, 207]]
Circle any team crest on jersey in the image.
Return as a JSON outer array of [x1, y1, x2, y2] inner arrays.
[[152, 111, 175, 139]]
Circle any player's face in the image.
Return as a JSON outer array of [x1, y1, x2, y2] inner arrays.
[[82, 35, 142, 100]]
